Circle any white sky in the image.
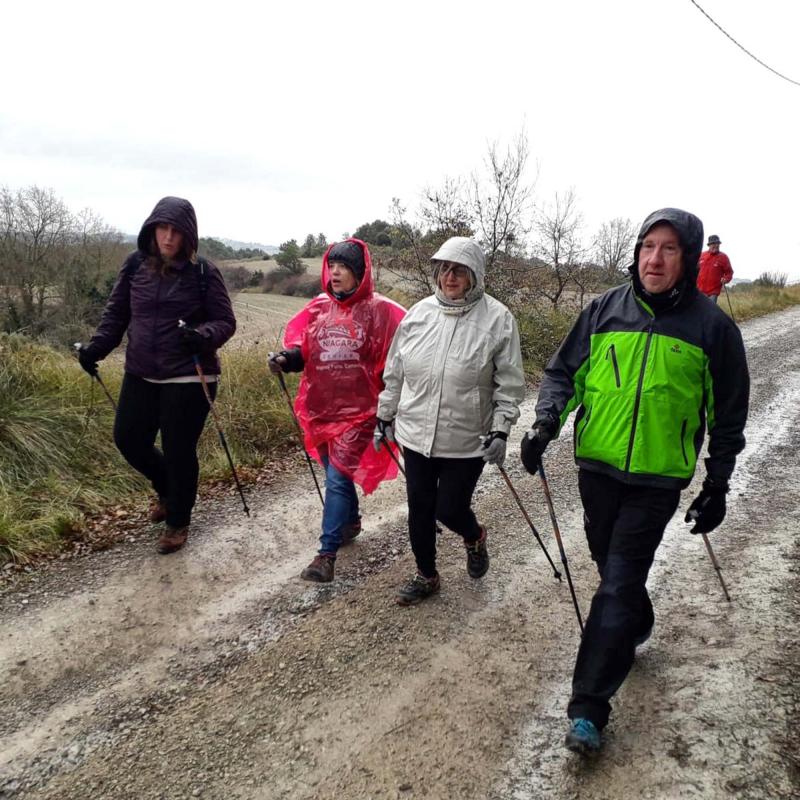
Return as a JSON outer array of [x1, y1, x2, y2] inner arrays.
[[2, 0, 799, 280]]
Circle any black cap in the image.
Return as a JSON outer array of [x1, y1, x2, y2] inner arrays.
[[707, 235, 721, 245], [328, 241, 365, 282]]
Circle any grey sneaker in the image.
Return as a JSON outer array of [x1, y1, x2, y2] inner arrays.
[[465, 525, 489, 578], [396, 573, 441, 606]]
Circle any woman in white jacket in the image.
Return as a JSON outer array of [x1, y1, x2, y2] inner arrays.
[[375, 237, 525, 605]]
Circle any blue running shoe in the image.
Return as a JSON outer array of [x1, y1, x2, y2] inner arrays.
[[565, 718, 601, 755]]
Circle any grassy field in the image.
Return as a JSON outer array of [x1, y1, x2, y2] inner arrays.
[[230, 292, 310, 348]]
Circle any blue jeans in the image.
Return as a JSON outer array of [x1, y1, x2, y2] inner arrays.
[[319, 456, 360, 555]]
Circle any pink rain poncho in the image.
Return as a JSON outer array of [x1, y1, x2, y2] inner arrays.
[[283, 239, 406, 494]]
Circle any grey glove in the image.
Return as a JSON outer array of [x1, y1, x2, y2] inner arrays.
[[373, 418, 395, 451], [482, 431, 508, 466]]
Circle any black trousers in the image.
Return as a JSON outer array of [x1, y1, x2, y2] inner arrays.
[[403, 447, 485, 578], [568, 469, 681, 730], [113, 373, 214, 528]]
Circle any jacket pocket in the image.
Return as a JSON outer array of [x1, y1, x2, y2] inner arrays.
[[605, 344, 621, 388], [577, 407, 592, 446], [679, 418, 689, 466]]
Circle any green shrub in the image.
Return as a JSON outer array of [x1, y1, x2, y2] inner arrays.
[[0, 335, 296, 563], [516, 307, 573, 375]]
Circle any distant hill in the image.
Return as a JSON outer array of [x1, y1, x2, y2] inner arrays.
[[217, 238, 279, 255], [122, 234, 278, 255]]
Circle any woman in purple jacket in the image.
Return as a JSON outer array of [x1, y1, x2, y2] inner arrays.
[[78, 197, 236, 554]]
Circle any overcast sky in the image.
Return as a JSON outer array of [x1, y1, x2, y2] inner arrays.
[[2, 0, 798, 280]]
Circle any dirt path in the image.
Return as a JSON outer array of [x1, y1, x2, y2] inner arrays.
[[1, 308, 798, 800]]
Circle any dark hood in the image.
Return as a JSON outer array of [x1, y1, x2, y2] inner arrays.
[[629, 207, 704, 286], [137, 196, 199, 257]]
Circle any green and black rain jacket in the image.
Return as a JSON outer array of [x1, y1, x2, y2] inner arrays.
[[535, 283, 749, 490]]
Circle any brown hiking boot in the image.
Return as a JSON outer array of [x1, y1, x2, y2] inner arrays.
[[340, 519, 362, 545], [149, 497, 167, 523], [158, 525, 189, 554], [465, 525, 489, 578], [300, 554, 335, 583]]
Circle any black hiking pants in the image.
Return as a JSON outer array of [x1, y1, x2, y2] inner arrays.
[[568, 469, 681, 730], [403, 447, 485, 578], [113, 373, 215, 529]]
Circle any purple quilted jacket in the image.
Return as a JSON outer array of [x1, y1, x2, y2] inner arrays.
[[87, 197, 236, 379]]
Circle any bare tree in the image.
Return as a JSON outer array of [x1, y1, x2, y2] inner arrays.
[[531, 189, 585, 309], [593, 217, 636, 284], [0, 186, 73, 333], [0, 186, 126, 340], [470, 131, 536, 299]]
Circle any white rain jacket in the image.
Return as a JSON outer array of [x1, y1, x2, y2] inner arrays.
[[377, 238, 525, 458]]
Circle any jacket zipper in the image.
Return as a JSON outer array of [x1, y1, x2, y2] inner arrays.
[[624, 326, 653, 473], [606, 344, 621, 388], [577, 407, 592, 446], [680, 418, 689, 466]]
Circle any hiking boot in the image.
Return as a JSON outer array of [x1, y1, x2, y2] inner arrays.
[[158, 525, 188, 554], [149, 497, 167, 523], [565, 718, 601, 755], [300, 554, 335, 583], [340, 519, 362, 545], [465, 525, 489, 578], [396, 573, 441, 606]]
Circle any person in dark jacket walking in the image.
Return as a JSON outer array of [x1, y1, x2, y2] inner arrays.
[[519, 208, 749, 755], [77, 197, 236, 554]]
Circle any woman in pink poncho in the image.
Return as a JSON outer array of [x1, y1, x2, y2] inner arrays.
[[269, 239, 406, 582]]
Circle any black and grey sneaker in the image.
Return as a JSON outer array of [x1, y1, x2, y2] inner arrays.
[[465, 525, 489, 578], [396, 573, 441, 606]]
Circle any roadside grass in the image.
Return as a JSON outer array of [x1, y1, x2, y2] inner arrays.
[[722, 283, 800, 322], [0, 335, 297, 564]]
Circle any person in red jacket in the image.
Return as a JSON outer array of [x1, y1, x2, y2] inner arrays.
[[268, 239, 406, 583], [697, 234, 733, 302]]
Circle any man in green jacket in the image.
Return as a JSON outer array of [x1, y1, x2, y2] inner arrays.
[[520, 208, 749, 755]]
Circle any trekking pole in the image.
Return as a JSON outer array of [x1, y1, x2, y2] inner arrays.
[[73, 343, 117, 411], [700, 533, 732, 602], [497, 466, 561, 581], [723, 284, 736, 323], [537, 463, 584, 633], [381, 436, 406, 477], [275, 371, 325, 508], [178, 325, 250, 517]]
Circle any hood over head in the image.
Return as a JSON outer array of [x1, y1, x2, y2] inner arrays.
[[327, 240, 366, 282], [430, 237, 486, 309], [630, 207, 704, 286], [137, 196, 199, 258], [321, 238, 373, 305]]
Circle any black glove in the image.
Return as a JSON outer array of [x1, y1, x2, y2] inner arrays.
[[179, 324, 211, 355], [268, 347, 304, 374], [372, 418, 395, 451], [75, 343, 99, 377], [685, 476, 728, 534], [520, 417, 556, 474]]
